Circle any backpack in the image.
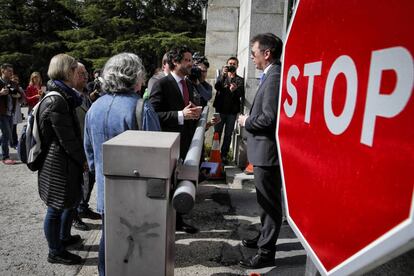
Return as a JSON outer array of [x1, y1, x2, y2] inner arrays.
[[135, 91, 161, 131], [17, 124, 28, 163], [25, 91, 64, 171]]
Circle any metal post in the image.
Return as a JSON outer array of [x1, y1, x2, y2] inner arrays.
[[173, 106, 209, 213], [103, 131, 180, 276]]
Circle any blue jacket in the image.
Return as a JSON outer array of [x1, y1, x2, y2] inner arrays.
[[84, 92, 139, 214]]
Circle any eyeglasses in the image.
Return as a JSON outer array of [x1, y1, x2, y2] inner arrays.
[[251, 48, 269, 57]]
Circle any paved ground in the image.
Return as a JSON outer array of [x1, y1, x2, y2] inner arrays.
[[0, 152, 307, 276], [0, 112, 412, 276], [0, 112, 306, 276]]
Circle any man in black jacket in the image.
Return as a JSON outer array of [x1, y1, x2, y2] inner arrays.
[[213, 57, 244, 163], [0, 63, 16, 165], [150, 46, 202, 233]]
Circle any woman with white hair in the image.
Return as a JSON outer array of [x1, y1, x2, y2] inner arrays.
[[84, 52, 146, 276]]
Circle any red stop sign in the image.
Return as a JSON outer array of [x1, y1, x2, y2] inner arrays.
[[277, 0, 414, 275]]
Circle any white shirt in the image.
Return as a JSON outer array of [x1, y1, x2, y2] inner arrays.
[[263, 63, 272, 75]]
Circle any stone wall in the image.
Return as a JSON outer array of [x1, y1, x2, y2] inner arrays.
[[204, 0, 288, 166]]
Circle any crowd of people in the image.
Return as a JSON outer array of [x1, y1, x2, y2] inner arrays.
[[0, 32, 284, 274]]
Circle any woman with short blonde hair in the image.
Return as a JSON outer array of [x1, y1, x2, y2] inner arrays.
[[47, 53, 78, 81], [37, 53, 85, 265]]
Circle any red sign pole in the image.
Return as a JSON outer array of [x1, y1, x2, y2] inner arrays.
[[277, 0, 414, 275]]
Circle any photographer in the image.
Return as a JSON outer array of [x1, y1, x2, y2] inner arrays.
[[188, 53, 212, 107], [212, 56, 244, 164], [10, 74, 25, 148], [0, 63, 17, 164], [87, 69, 103, 102]]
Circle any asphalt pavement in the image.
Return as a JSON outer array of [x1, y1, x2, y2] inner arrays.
[[0, 111, 412, 276]]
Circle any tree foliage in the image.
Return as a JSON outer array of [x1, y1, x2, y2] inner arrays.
[[0, 0, 206, 86]]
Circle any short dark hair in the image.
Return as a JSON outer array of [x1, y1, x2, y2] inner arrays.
[[167, 46, 193, 70], [250, 33, 283, 63], [227, 56, 238, 65], [1, 63, 13, 70], [201, 59, 210, 68], [193, 54, 210, 68]]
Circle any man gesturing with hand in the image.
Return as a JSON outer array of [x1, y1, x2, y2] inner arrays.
[[149, 46, 201, 234]]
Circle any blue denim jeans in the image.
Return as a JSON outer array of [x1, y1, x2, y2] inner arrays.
[[0, 115, 12, 160], [99, 214, 105, 276], [214, 113, 237, 158], [43, 207, 74, 255]]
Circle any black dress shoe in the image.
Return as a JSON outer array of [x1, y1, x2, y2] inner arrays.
[[48, 250, 82, 265], [73, 217, 90, 231], [239, 254, 275, 269], [176, 221, 198, 234], [79, 208, 101, 220], [61, 234, 82, 247], [241, 238, 259, 249]]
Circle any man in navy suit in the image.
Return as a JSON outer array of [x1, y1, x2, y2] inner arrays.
[[150, 46, 202, 233], [238, 33, 284, 269]]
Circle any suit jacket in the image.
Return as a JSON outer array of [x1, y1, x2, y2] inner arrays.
[[149, 73, 197, 158], [245, 64, 281, 166]]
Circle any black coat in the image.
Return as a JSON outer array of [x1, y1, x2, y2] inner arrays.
[[213, 74, 244, 114], [37, 81, 86, 209]]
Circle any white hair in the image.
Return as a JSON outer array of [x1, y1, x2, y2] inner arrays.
[[102, 53, 146, 93]]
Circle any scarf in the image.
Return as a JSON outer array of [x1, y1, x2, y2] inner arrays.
[[53, 80, 83, 108]]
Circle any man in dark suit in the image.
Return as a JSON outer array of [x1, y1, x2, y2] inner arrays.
[[238, 33, 284, 269], [149, 46, 202, 233]]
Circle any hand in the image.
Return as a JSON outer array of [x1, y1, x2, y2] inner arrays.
[[238, 114, 248, 127], [0, 87, 9, 96], [229, 82, 237, 92], [222, 66, 228, 75], [11, 92, 21, 99], [210, 116, 221, 125], [90, 90, 99, 101], [183, 102, 202, 120]]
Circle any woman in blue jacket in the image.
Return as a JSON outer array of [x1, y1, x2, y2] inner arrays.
[[84, 52, 146, 276]]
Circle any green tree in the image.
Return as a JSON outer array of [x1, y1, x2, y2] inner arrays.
[[0, 0, 207, 84]]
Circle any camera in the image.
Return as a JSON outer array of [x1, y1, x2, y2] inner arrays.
[[6, 83, 17, 95], [224, 65, 237, 73], [189, 66, 202, 82]]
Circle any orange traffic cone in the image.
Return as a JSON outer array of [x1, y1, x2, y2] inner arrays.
[[209, 132, 224, 179], [244, 162, 254, 175]]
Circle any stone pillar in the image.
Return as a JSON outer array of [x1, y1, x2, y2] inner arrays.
[[237, 0, 285, 111], [204, 0, 241, 146], [233, 0, 286, 167], [205, 0, 240, 80], [204, 0, 287, 166]]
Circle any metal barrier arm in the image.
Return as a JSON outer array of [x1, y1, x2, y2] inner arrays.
[[173, 106, 209, 213]]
